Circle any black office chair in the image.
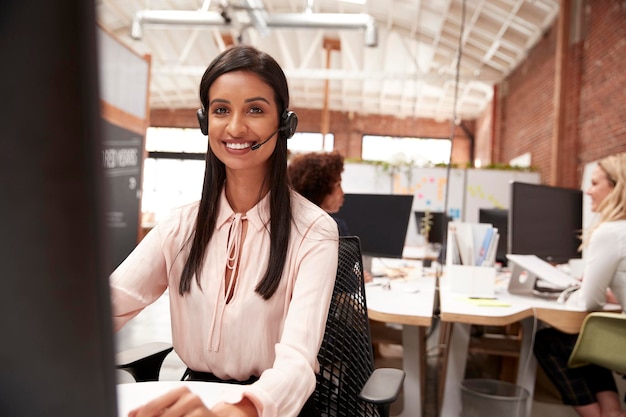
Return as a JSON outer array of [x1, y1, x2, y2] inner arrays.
[[117, 236, 405, 417], [116, 341, 173, 382], [312, 236, 405, 417]]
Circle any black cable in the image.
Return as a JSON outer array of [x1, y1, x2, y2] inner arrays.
[[440, 0, 467, 267], [433, 4, 467, 411]]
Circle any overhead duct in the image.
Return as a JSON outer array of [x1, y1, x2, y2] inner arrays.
[[240, 0, 270, 37], [266, 13, 377, 46], [131, 10, 231, 40], [130, 8, 378, 47]]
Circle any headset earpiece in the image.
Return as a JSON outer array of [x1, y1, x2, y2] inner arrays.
[[196, 108, 208, 136], [280, 110, 298, 139]]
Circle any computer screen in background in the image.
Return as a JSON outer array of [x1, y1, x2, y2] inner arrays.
[[334, 193, 414, 259], [478, 208, 509, 266], [509, 182, 583, 264], [414, 211, 450, 245]]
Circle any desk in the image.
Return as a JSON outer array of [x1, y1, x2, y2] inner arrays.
[[117, 381, 244, 416], [438, 275, 622, 417], [366, 258, 437, 417], [402, 245, 441, 262]]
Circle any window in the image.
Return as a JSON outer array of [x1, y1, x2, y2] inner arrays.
[[142, 128, 332, 224], [142, 128, 206, 224], [361, 135, 451, 166], [288, 132, 334, 154]]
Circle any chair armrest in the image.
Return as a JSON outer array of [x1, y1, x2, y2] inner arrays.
[[116, 342, 173, 382], [358, 367, 405, 404]]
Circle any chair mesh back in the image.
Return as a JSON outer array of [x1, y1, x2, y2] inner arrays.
[[313, 236, 379, 417]]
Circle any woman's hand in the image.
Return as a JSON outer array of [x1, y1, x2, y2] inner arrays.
[[128, 386, 259, 417], [606, 288, 620, 305], [128, 386, 217, 417]]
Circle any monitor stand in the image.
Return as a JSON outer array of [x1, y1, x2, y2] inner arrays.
[[506, 254, 577, 297], [507, 261, 539, 296]]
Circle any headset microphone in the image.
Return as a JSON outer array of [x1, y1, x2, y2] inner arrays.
[[250, 127, 280, 151], [251, 110, 298, 150]]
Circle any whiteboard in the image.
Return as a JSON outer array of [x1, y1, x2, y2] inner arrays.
[[399, 167, 466, 245], [464, 169, 541, 223], [342, 163, 393, 194]]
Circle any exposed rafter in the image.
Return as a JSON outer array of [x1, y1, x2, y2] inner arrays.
[[96, 0, 560, 121]]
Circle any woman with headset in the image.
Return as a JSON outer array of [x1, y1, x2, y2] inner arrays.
[[534, 152, 626, 417], [111, 45, 339, 417]]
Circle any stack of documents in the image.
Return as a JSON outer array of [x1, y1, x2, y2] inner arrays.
[[446, 221, 500, 267]]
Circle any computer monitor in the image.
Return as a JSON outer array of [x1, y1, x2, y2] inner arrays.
[[509, 182, 583, 264], [334, 193, 414, 259], [1, 2, 119, 415], [414, 211, 450, 245], [479, 208, 509, 266]]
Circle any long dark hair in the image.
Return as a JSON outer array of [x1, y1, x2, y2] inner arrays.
[[179, 45, 292, 299]]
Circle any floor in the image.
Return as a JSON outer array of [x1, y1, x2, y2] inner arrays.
[[115, 292, 625, 417]]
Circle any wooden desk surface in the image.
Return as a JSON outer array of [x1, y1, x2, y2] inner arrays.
[[402, 245, 439, 261], [365, 258, 436, 327], [439, 275, 621, 333]]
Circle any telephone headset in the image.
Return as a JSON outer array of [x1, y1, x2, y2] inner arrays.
[[196, 107, 298, 151]]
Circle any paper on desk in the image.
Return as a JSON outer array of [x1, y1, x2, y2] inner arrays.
[[460, 296, 511, 307]]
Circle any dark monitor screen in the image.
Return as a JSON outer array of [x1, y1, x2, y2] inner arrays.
[[479, 208, 509, 265], [334, 193, 414, 258], [1, 3, 119, 415], [414, 211, 450, 245], [509, 182, 583, 264]]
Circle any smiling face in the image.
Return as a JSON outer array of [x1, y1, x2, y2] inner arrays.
[[586, 164, 615, 212], [206, 70, 280, 174]]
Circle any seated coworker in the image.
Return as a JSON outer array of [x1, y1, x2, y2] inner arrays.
[[111, 45, 339, 417], [288, 151, 348, 236], [534, 152, 626, 417], [288, 151, 375, 286]]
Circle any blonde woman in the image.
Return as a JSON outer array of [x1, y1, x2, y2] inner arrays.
[[534, 152, 626, 417]]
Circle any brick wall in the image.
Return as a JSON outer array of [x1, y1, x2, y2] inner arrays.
[[577, 0, 626, 165], [499, 25, 557, 184], [474, 99, 494, 166], [492, 0, 626, 186]]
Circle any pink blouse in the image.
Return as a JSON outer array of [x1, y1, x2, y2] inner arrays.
[[110, 190, 339, 417]]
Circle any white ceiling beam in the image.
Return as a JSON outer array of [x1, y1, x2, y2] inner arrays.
[[153, 65, 502, 83]]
